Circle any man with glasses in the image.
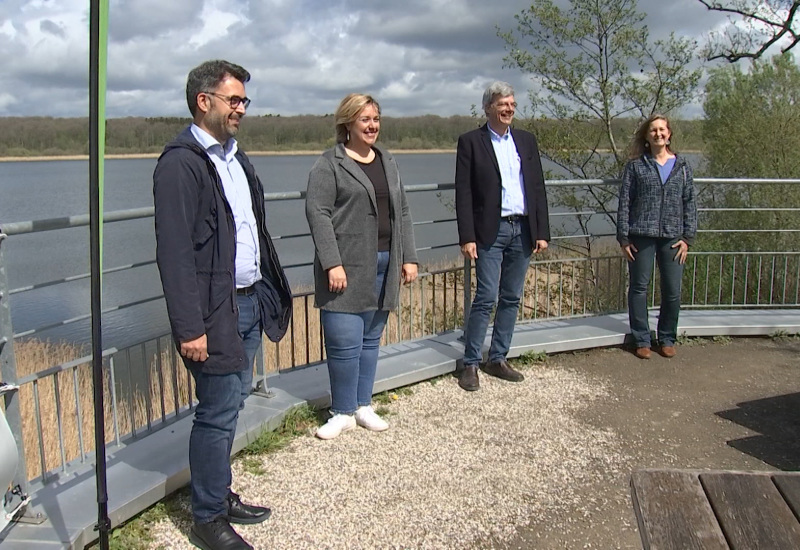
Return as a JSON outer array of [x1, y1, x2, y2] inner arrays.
[[455, 81, 550, 392], [154, 59, 292, 550]]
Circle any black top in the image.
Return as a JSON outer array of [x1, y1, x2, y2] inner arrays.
[[356, 152, 391, 252]]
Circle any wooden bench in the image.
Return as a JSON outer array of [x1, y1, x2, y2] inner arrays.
[[630, 469, 800, 549]]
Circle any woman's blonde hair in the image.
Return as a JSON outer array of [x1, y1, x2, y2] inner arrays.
[[628, 113, 673, 159], [335, 93, 381, 144]]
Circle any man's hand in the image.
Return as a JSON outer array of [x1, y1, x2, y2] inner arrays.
[[328, 265, 347, 292], [460, 242, 477, 260], [534, 240, 548, 253], [402, 263, 418, 284], [180, 334, 208, 362], [621, 243, 638, 262]]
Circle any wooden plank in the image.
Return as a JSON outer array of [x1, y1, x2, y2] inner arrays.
[[772, 474, 800, 521], [701, 472, 800, 549], [631, 470, 728, 550]]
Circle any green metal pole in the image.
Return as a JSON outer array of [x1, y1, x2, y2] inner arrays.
[[89, 0, 110, 548]]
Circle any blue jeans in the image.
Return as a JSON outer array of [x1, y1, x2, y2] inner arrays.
[[627, 236, 684, 348], [188, 292, 261, 523], [321, 251, 390, 415], [463, 218, 532, 366]]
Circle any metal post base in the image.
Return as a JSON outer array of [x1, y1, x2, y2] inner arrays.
[[253, 379, 275, 398], [4, 485, 46, 527]]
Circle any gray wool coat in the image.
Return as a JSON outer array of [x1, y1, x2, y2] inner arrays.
[[305, 143, 418, 312]]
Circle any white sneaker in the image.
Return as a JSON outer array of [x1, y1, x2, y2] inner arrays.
[[315, 413, 356, 440], [355, 406, 389, 432]]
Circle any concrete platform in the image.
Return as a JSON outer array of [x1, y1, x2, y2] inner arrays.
[[2, 309, 799, 548]]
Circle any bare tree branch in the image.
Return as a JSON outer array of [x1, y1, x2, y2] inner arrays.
[[698, 0, 800, 62]]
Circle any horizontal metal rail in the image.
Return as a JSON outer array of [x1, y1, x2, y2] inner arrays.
[[2, 177, 799, 487]]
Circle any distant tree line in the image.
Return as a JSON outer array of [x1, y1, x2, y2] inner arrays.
[[0, 114, 704, 158]]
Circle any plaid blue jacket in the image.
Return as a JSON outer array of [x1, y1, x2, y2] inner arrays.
[[616, 154, 697, 247]]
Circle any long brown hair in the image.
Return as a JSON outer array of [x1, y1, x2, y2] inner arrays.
[[628, 114, 673, 159]]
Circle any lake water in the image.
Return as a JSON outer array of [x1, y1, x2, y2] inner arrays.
[[0, 151, 703, 350], [0, 153, 463, 349]]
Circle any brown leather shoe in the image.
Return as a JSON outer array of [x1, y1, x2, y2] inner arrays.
[[634, 347, 652, 359], [660, 346, 676, 358], [481, 359, 524, 382], [458, 365, 480, 391]]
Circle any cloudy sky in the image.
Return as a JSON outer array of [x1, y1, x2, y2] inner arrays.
[[1, 0, 735, 119]]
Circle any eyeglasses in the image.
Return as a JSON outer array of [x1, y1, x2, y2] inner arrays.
[[494, 101, 517, 109], [203, 91, 251, 109]]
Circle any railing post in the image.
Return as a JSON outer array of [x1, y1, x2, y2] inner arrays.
[[462, 257, 472, 333], [0, 233, 31, 499], [253, 340, 273, 398]]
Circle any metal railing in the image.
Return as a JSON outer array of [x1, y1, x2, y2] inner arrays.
[[1, 178, 799, 494]]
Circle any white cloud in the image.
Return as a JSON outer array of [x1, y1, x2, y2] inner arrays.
[[0, 0, 745, 118]]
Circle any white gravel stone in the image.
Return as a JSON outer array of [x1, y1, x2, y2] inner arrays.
[[149, 363, 627, 549]]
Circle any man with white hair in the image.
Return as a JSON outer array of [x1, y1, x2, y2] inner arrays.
[[455, 81, 550, 391]]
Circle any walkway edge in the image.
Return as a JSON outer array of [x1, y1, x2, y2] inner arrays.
[[2, 309, 799, 548]]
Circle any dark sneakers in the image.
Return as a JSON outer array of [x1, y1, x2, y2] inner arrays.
[[226, 491, 271, 524], [458, 365, 480, 391], [482, 359, 525, 382], [189, 517, 253, 550]]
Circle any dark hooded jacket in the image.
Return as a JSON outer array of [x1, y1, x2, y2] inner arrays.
[[153, 127, 292, 374]]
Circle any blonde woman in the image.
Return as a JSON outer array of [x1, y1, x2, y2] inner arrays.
[[306, 94, 418, 439]]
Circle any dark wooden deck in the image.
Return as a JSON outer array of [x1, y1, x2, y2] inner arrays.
[[631, 469, 800, 549]]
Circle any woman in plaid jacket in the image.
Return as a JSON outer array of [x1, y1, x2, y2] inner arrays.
[[617, 114, 697, 359]]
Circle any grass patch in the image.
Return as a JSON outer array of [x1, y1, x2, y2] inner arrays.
[[90, 492, 187, 550], [676, 333, 706, 347], [515, 350, 548, 366], [239, 404, 319, 458], [375, 406, 393, 418], [373, 387, 414, 405], [241, 456, 266, 476], [771, 330, 800, 342], [677, 334, 734, 347]]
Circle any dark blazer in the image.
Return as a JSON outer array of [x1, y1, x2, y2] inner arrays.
[[455, 124, 550, 248], [153, 127, 292, 374]]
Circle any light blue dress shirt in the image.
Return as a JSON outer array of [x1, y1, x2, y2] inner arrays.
[[191, 124, 261, 287], [488, 125, 527, 217]]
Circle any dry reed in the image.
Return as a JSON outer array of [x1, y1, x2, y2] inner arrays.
[[11, 257, 604, 482]]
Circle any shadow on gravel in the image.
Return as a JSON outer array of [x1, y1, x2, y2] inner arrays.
[[717, 392, 800, 471]]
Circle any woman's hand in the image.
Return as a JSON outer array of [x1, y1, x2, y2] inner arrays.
[[534, 240, 548, 253], [402, 263, 418, 284], [672, 239, 689, 264], [621, 243, 638, 262], [327, 265, 347, 292]]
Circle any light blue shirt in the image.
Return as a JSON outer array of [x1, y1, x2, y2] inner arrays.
[[488, 125, 527, 217], [191, 124, 261, 287], [655, 156, 676, 185]]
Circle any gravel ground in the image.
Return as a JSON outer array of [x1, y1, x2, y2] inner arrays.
[[148, 337, 800, 549], [149, 359, 626, 549]]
